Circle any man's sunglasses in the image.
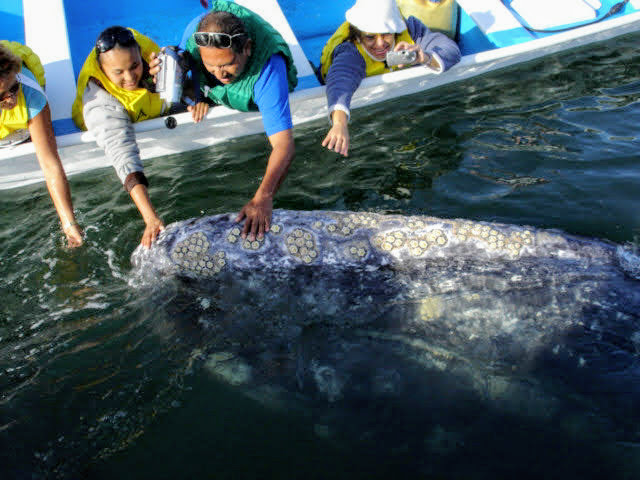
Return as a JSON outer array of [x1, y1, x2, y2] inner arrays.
[[0, 82, 20, 102], [193, 32, 247, 48], [95, 28, 137, 54]]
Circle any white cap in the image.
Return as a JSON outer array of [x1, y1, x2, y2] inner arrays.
[[345, 0, 407, 34]]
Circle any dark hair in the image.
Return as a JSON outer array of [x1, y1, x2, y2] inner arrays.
[[0, 44, 21, 80], [197, 11, 248, 54], [347, 24, 397, 43], [95, 26, 140, 64], [347, 24, 363, 43]]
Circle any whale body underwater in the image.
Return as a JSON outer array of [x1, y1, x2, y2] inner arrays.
[[130, 210, 640, 464]]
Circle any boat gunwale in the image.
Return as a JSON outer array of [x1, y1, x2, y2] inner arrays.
[[1, 10, 640, 190]]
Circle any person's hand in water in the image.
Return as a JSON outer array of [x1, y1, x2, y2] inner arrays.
[[63, 222, 84, 247], [140, 217, 165, 248]]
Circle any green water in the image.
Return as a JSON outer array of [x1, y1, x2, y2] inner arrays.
[[2, 34, 640, 479]]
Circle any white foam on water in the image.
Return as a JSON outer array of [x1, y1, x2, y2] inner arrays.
[[617, 245, 640, 279]]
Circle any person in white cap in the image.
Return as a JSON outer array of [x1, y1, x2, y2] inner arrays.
[[319, 0, 460, 156]]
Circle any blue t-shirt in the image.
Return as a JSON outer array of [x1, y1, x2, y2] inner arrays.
[[253, 54, 292, 137], [20, 68, 47, 120]]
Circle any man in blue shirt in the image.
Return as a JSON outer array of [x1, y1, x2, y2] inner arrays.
[[182, 1, 298, 242]]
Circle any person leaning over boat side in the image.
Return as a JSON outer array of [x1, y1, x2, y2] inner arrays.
[[320, 0, 461, 157], [71, 27, 167, 248], [183, 0, 298, 242], [0, 43, 83, 247]]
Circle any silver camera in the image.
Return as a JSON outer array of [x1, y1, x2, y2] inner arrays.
[[385, 49, 417, 67], [156, 47, 184, 107]]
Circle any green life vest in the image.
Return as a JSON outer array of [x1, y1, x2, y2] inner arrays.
[[185, 0, 298, 112]]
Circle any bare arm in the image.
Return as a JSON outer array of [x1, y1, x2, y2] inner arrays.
[[322, 109, 350, 157], [28, 104, 83, 247], [83, 81, 163, 247], [235, 128, 294, 241], [321, 43, 365, 157], [129, 183, 164, 248]]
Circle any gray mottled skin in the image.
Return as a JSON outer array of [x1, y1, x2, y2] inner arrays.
[[129, 210, 640, 458], [131, 209, 634, 279]]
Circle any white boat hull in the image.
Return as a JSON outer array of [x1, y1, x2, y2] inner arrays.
[[1, 5, 639, 191]]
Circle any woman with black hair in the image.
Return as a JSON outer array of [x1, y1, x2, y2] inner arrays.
[[0, 43, 83, 247], [72, 26, 166, 248]]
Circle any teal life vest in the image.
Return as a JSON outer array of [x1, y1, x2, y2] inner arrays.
[[185, 0, 298, 112]]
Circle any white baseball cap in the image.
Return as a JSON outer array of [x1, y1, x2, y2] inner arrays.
[[345, 0, 407, 34]]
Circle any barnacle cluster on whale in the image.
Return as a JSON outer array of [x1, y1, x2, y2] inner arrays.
[[171, 231, 226, 277], [147, 210, 630, 280]]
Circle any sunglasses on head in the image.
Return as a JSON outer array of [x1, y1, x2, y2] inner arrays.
[[95, 28, 137, 54], [193, 31, 247, 48], [0, 82, 20, 102]]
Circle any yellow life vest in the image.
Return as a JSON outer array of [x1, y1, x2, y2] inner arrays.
[[0, 72, 44, 139], [396, 0, 458, 39], [71, 28, 165, 130], [0, 40, 46, 88], [320, 21, 415, 81]]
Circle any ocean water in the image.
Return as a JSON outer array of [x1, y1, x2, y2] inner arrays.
[[2, 33, 640, 479]]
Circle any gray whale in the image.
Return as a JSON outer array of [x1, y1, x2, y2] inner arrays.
[[130, 210, 640, 463], [131, 209, 639, 279]]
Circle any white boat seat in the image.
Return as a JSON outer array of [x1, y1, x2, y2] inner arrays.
[[511, 0, 600, 30], [457, 0, 533, 47], [236, 0, 319, 88]]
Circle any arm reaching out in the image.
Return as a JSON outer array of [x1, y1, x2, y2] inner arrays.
[[235, 128, 294, 241], [28, 104, 83, 247], [130, 183, 164, 248], [322, 109, 350, 157]]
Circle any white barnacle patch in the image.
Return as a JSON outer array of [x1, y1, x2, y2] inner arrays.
[[453, 221, 531, 257], [200, 251, 227, 276], [170, 232, 227, 276], [171, 232, 210, 263], [240, 235, 265, 251], [285, 228, 318, 263], [372, 227, 448, 257], [325, 213, 377, 237], [407, 219, 426, 230], [227, 227, 242, 244], [345, 242, 369, 261]]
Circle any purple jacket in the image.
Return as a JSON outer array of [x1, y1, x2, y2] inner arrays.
[[325, 16, 461, 117]]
